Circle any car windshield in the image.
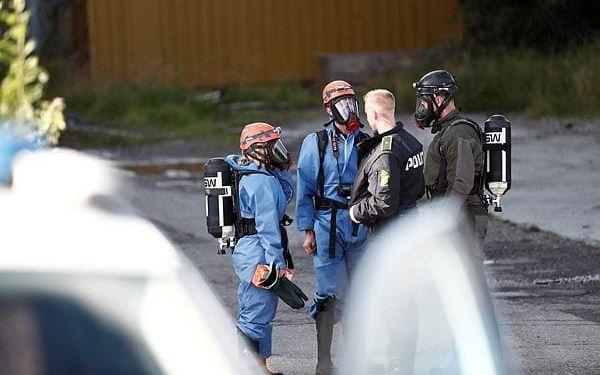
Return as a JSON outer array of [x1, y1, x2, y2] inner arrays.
[[0, 273, 160, 375]]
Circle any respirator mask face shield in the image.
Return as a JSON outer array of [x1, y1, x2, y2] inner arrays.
[[268, 139, 290, 169], [332, 96, 362, 132], [414, 96, 436, 129], [242, 125, 290, 169], [246, 139, 290, 170]]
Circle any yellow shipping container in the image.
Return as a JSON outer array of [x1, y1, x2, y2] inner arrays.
[[87, 0, 462, 86]]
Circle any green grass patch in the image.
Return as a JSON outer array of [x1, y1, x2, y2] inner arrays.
[[385, 43, 600, 118], [63, 84, 215, 131], [56, 82, 318, 148], [222, 82, 315, 108], [54, 44, 600, 148]]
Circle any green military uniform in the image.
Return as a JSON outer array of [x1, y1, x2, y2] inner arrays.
[[424, 109, 488, 259], [414, 70, 503, 370]]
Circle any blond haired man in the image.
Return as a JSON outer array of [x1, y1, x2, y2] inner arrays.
[[349, 89, 425, 234]]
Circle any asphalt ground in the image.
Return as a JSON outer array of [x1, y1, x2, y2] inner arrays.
[[109, 112, 600, 374], [121, 175, 599, 375]]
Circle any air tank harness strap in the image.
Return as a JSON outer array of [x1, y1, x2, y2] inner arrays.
[[351, 222, 359, 237], [314, 128, 366, 258], [235, 214, 295, 270], [280, 214, 295, 270], [471, 174, 485, 195], [314, 197, 348, 259], [429, 168, 484, 197], [235, 217, 258, 238]]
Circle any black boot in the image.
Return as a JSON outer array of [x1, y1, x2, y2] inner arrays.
[[315, 297, 336, 375]]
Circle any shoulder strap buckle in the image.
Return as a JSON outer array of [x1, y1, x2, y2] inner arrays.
[[280, 213, 293, 226]]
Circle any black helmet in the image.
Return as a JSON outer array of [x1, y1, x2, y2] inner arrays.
[[412, 70, 458, 131], [413, 70, 458, 97]]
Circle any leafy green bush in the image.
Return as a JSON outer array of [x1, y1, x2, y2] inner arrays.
[[0, 0, 65, 143]]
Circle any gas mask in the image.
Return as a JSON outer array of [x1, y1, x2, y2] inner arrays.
[[246, 139, 290, 170], [331, 96, 362, 132], [414, 94, 451, 132], [268, 139, 290, 169], [414, 96, 436, 129]]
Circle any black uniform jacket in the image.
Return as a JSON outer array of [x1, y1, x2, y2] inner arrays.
[[349, 122, 425, 230], [425, 110, 487, 216]]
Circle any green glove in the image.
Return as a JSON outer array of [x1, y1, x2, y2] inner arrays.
[[252, 261, 308, 309], [272, 275, 308, 309]]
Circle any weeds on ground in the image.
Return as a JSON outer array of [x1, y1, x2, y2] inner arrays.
[[222, 82, 315, 108], [57, 82, 317, 148], [55, 43, 600, 148]]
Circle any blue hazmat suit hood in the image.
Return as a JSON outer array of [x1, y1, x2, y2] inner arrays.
[[226, 154, 294, 203]]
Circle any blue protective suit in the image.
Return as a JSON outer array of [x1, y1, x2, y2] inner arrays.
[[0, 127, 39, 183], [226, 155, 294, 358], [295, 123, 367, 319]]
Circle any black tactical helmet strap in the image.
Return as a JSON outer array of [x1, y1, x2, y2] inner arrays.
[[413, 70, 458, 96], [434, 91, 452, 117], [413, 70, 457, 129]]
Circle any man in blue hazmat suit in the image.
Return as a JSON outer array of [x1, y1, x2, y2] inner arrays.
[[296, 80, 368, 374], [226, 122, 306, 375]]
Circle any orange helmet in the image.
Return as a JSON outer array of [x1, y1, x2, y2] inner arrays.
[[322, 80, 355, 106], [239, 122, 281, 151]]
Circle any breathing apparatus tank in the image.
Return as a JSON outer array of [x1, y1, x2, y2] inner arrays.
[[484, 115, 511, 212], [204, 158, 236, 253]]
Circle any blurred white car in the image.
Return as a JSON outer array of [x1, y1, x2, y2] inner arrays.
[[344, 206, 507, 375], [0, 148, 259, 375]]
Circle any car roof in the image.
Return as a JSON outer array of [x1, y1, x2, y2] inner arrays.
[[0, 149, 183, 277]]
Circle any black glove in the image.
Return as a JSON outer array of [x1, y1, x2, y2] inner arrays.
[[252, 262, 308, 309], [271, 276, 308, 309]]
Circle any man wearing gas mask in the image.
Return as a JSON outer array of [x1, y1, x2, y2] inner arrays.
[[413, 69, 488, 258], [226, 122, 302, 375], [413, 71, 504, 367], [296, 80, 368, 374], [348, 89, 425, 234]]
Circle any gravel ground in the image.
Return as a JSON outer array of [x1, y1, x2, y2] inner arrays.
[[99, 110, 599, 374], [95, 111, 600, 245], [123, 175, 599, 375]]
